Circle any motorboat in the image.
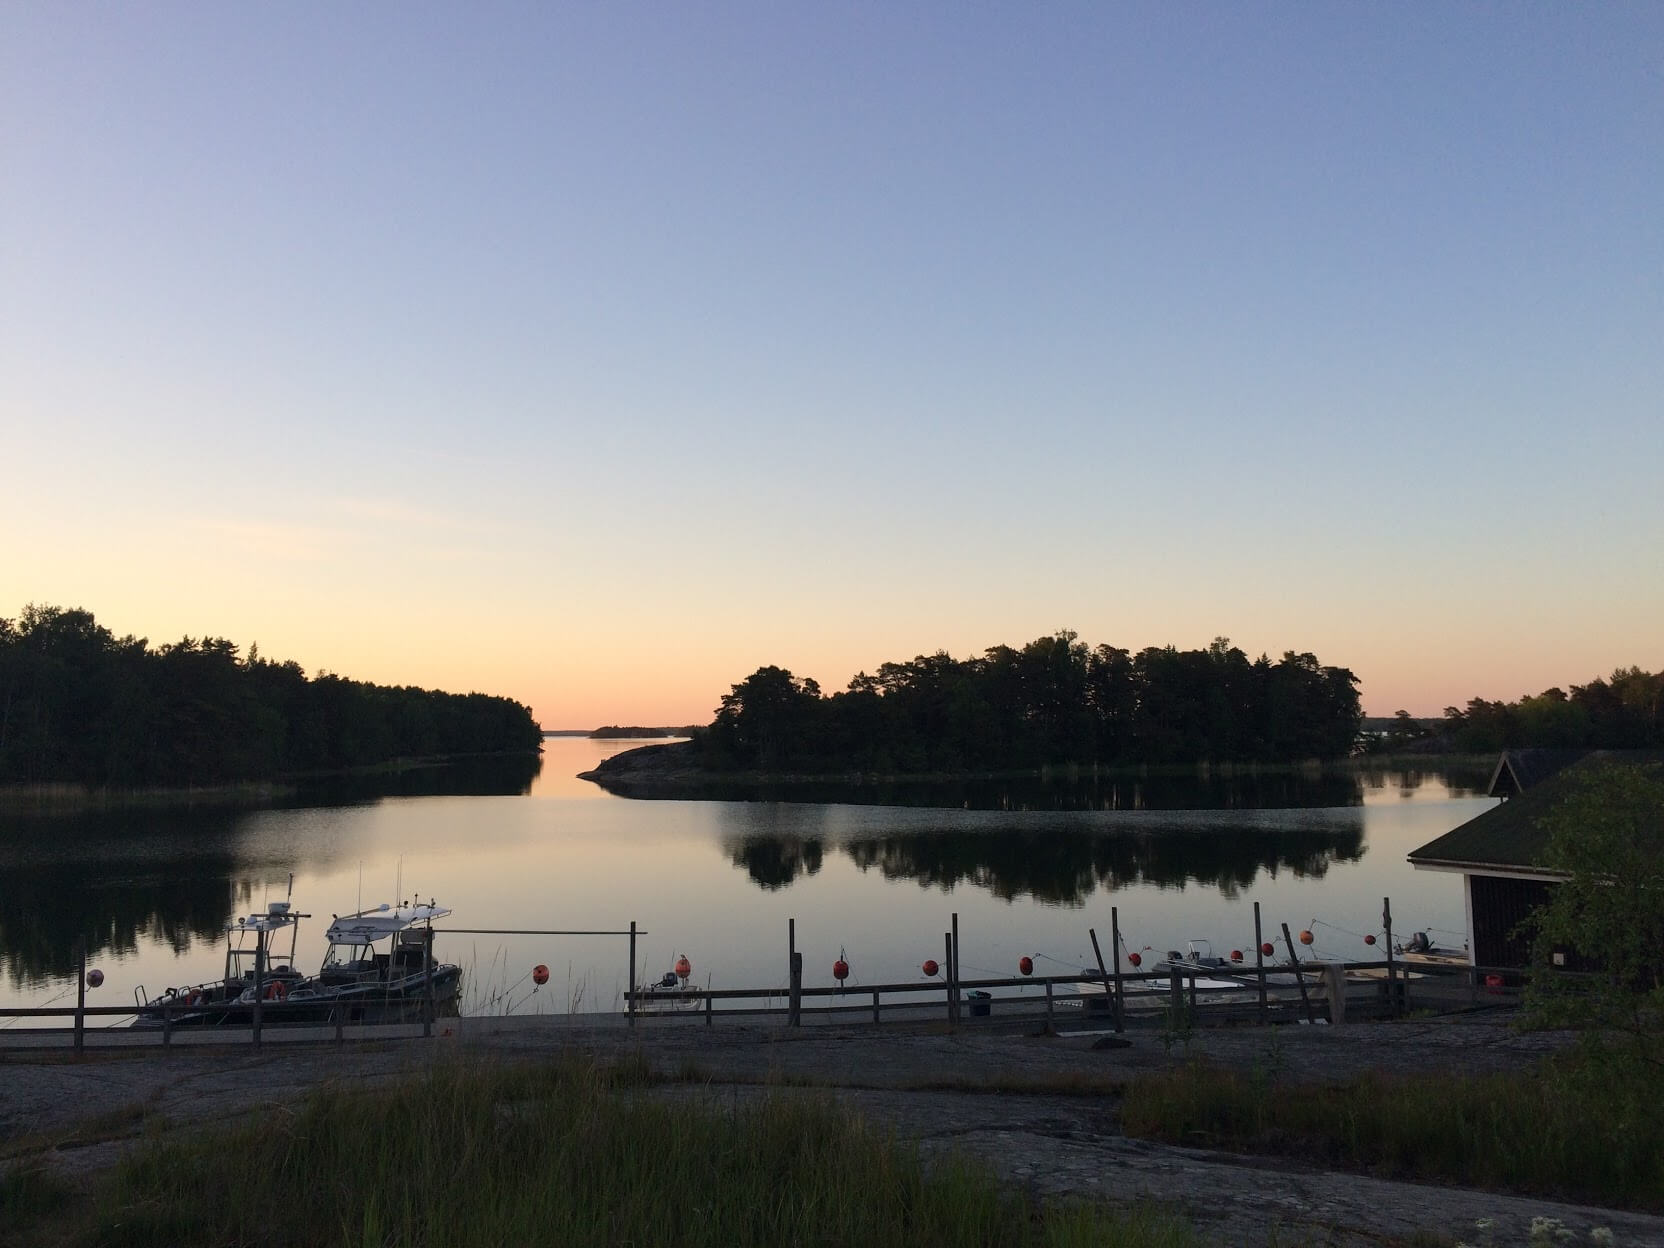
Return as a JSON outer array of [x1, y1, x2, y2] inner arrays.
[[1394, 931, 1470, 969], [133, 898, 459, 1028]]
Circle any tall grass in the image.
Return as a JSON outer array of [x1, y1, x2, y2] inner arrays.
[[57, 1056, 1195, 1248], [1120, 1053, 1664, 1209]]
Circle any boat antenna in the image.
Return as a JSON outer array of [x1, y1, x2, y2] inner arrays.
[[286, 872, 293, 901], [395, 856, 403, 910], [357, 861, 363, 915]]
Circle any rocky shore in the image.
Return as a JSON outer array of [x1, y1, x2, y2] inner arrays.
[[5, 1013, 1661, 1247]]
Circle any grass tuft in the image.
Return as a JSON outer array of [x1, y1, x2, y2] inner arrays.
[[27, 1055, 1196, 1248], [1121, 1054, 1664, 1209]]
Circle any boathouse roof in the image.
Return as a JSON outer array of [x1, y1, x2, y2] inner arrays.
[[1484, 748, 1586, 799], [1409, 750, 1663, 875]]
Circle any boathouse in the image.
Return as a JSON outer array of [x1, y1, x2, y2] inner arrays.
[[1406, 749, 1655, 971]]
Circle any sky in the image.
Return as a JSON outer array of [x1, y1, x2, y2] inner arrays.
[[3, 6, 1661, 729]]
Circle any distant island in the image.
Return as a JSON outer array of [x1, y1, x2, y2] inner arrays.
[[0, 604, 542, 791], [588, 725, 700, 739], [582, 632, 1364, 798], [580, 650, 1664, 801]]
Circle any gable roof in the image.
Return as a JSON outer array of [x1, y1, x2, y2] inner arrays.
[[1409, 750, 1664, 874], [1485, 749, 1586, 798]]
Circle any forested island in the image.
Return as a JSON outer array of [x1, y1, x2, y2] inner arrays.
[[0, 605, 542, 789], [697, 633, 1362, 773]]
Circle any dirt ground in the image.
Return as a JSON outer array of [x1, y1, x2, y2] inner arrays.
[[4, 1011, 1661, 1247]]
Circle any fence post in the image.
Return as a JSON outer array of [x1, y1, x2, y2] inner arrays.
[[251, 928, 265, 1050], [1110, 907, 1125, 1033], [872, 988, 880, 1025], [951, 912, 961, 1027], [1382, 897, 1398, 1017], [788, 919, 801, 1027], [628, 921, 637, 1028], [1089, 928, 1113, 1027], [1281, 923, 1317, 1025], [423, 928, 434, 1039], [1254, 901, 1268, 1022], [944, 933, 955, 1029], [1168, 969, 1183, 1024], [706, 992, 713, 1027], [1045, 978, 1054, 1027], [74, 938, 86, 1056]]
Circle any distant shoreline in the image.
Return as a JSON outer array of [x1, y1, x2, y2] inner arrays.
[[0, 749, 544, 814], [576, 740, 1483, 801]]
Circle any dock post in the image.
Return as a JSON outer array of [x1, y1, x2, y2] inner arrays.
[[1254, 901, 1268, 1022], [944, 933, 955, 1029], [1110, 907, 1125, 1033], [74, 938, 86, 1056], [628, 921, 637, 1028], [1382, 897, 1398, 1016], [1044, 978, 1054, 1028], [1089, 928, 1113, 1028], [1281, 923, 1316, 1025], [951, 912, 961, 1027], [162, 1001, 172, 1050], [252, 928, 265, 1050], [788, 919, 801, 1027], [872, 988, 880, 1025], [1168, 969, 1183, 1026], [422, 928, 434, 1039], [706, 992, 713, 1027]]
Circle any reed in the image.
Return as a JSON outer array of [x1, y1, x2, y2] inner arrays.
[[1120, 1054, 1664, 1209], [46, 1055, 1196, 1248]]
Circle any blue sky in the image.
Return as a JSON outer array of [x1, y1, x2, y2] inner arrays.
[[3, 6, 1661, 725]]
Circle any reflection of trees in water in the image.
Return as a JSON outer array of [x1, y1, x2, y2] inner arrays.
[[288, 753, 543, 804], [0, 808, 250, 986], [1353, 763, 1491, 800], [0, 755, 545, 986], [691, 768, 1369, 811], [728, 822, 1365, 904], [728, 838, 825, 890]]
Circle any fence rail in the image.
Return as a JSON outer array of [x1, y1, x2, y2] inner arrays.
[[4, 898, 1531, 1052]]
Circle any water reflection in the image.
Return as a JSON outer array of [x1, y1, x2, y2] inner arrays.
[[726, 812, 1364, 905], [0, 754, 543, 988], [633, 762, 1487, 811]]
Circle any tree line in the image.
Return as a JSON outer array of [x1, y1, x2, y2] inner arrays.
[[1438, 667, 1664, 753], [0, 605, 542, 788], [700, 633, 1362, 773]]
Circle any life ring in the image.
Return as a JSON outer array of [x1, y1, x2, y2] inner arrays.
[[264, 980, 288, 1002]]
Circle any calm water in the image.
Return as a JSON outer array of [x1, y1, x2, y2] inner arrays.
[[0, 739, 1493, 1022]]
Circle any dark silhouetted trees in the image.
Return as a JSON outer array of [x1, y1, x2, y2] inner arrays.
[[699, 633, 1362, 772], [1441, 668, 1664, 753], [0, 605, 542, 787]]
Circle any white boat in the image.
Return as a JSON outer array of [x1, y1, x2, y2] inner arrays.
[[134, 898, 459, 1027]]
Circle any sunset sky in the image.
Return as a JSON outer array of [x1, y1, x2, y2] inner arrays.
[[4, 7, 1660, 729]]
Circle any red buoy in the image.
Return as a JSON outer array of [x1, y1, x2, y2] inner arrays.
[[674, 954, 692, 981], [832, 959, 849, 981], [1018, 956, 1034, 976], [1260, 942, 1275, 956], [1229, 949, 1243, 963], [922, 959, 939, 977], [1299, 929, 1314, 946], [1127, 951, 1142, 967], [532, 964, 550, 986], [1364, 934, 1377, 946]]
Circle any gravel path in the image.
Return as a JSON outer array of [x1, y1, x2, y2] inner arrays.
[[3, 1012, 1659, 1247]]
